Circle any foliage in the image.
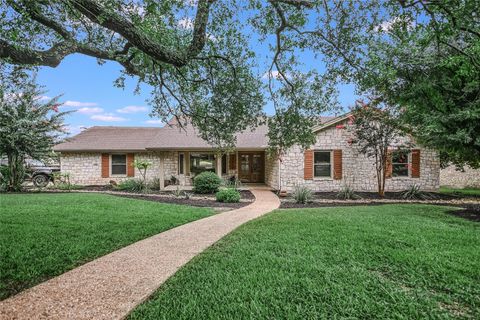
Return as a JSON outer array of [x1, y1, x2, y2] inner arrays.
[[292, 185, 312, 204], [50, 172, 82, 191], [348, 103, 410, 197], [223, 177, 242, 190], [0, 165, 9, 192], [128, 205, 480, 319], [354, 1, 480, 168], [0, 0, 386, 151], [439, 187, 480, 198], [400, 184, 433, 200], [114, 179, 147, 193], [193, 171, 222, 194], [336, 185, 360, 200], [53, 183, 83, 191], [0, 68, 69, 191], [216, 188, 241, 203], [148, 177, 161, 190], [133, 159, 152, 186], [0, 193, 213, 300]]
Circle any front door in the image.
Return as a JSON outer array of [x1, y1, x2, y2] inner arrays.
[[238, 152, 264, 183]]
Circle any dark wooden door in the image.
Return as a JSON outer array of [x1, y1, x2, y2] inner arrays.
[[238, 152, 264, 183]]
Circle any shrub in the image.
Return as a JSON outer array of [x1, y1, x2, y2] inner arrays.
[[193, 171, 222, 194], [0, 166, 9, 192], [54, 183, 83, 191], [115, 179, 147, 193], [148, 177, 161, 190], [223, 176, 242, 189], [216, 188, 241, 203], [292, 185, 312, 204], [337, 185, 361, 200], [401, 184, 432, 200]]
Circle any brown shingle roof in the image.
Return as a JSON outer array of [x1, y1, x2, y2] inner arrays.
[[54, 116, 340, 152], [53, 127, 162, 152], [146, 122, 269, 150]]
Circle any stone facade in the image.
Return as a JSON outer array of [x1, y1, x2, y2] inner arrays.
[[440, 165, 480, 188], [61, 124, 441, 191], [60, 152, 179, 185], [272, 125, 440, 192], [60, 151, 235, 186]]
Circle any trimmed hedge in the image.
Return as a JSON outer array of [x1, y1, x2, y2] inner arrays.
[[216, 188, 241, 203], [193, 171, 222, 194]]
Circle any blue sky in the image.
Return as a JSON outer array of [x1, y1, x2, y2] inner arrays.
[[37, 30, 359, 136]]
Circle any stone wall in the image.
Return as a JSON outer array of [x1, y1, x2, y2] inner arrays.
[[265, 152, 280, 190], [277, 125, 440, 192], [60, 151, 235, 186], [440, 165, 480, 188], [60, 152, 179, 185]]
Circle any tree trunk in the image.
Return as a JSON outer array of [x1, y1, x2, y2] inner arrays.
[[7, 153, 25, 192]]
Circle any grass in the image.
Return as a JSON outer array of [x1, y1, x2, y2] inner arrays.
[[0, 193, 214, 300], [129, 204, 480, 319], [439, 186, 480, 197]]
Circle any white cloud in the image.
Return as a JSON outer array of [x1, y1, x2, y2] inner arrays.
[[145, 119, 164, 124], [262, 70, 289, 80], [76, 107, 104, 115], [116, 105, 148, 114], [63, 100, 99, 107], [91, 114, 127, 122], [374, 16, 414, 33], [64, 125, 88, 136], [178, 17, 194, 30], [37, 95, 51, 101]]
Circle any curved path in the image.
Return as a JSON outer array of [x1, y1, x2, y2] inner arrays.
[[0, 189, 280, 320]]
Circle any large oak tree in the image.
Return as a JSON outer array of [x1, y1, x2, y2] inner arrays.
[[1, 0, 478, 165]]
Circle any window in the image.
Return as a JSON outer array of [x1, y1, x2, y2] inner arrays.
[[314, 151, 331, 177], [221, 155, 227, 175], [392, 150, 409, 177], [111, 154, 127, 175], [190, 153, 215, 175], [178, 153, 184, 174]]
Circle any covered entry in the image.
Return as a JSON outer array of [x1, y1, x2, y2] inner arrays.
[[238, 151, 265, 183]]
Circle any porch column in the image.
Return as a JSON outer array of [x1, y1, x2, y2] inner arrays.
[[216, 153, 222, 178], [159, 152, 165, 191]]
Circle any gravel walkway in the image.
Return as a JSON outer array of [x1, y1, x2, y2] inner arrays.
[[0, 189, 280, 320]]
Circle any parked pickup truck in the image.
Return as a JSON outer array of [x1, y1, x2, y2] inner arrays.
[[0, 158, 60, 187]]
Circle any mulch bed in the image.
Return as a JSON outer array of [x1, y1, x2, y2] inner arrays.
[[112, 190, 254, 209], [280, 191, 480, 222], [310, 191, 460, 201]]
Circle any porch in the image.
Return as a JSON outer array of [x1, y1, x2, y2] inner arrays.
[[156, 150, 269, 190]]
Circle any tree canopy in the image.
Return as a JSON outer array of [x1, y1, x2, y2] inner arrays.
[[0, 0, 478, 164], [0, 67, 70, 191]]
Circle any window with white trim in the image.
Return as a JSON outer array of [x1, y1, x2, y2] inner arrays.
[[392, 150, 409, 177], [314, 151, 331, 178], [111, 154, 127, 175], [190, 153, 215, 175]]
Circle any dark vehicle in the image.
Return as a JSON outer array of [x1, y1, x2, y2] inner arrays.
[[0, 158, 60, 187]]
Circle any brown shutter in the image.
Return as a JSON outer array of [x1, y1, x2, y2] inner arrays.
[[411, 149, 420, 178], [386, 150, 392, 178], [101, 154, 109, 178], [127, 153, 135, 177], [333, 149, 342, 180], [229, 153, 237, 170], [304, 149, 313, 180]]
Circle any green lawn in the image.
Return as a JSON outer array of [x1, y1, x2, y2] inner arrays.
[[439, 186, 480, 197], [130, 204, 480, 319], [0, 193, 214, 300]]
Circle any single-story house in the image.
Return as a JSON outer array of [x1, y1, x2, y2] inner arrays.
[[54, 115, 440, 192]]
